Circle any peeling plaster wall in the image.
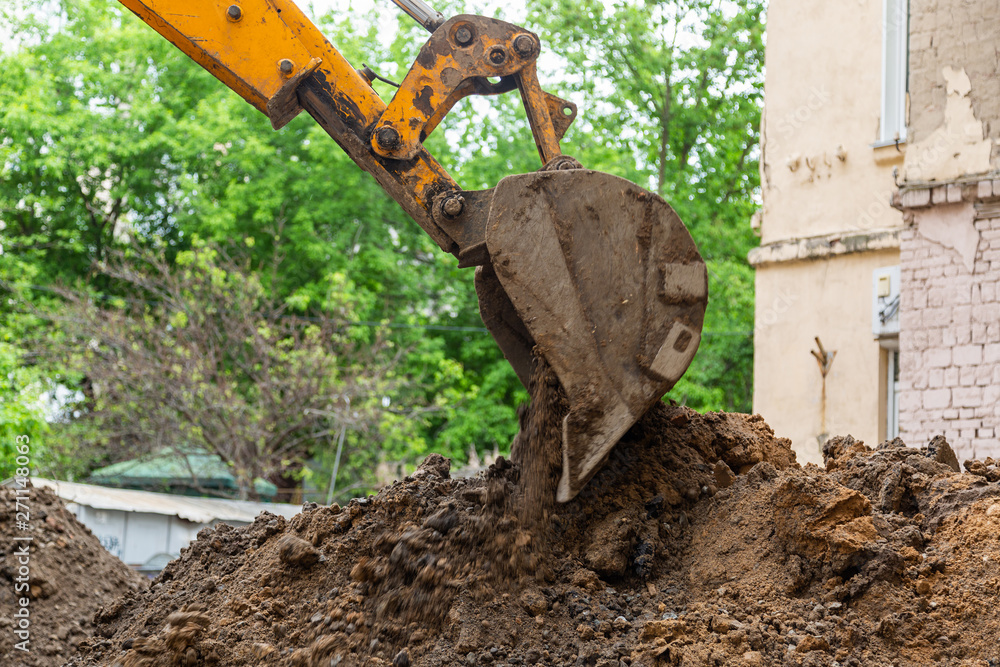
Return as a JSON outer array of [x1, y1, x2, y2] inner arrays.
[[752, 0, 904, 462], [903, 66, 994, 182], [907, 0, 1000, 172], [758, 0, 905, 245], [895, 0, 1000, 461], [898, 209, 1000, 461]]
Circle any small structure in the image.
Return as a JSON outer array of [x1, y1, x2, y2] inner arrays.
[[18, 478, 301, 573], [87, 447, 279, 499]]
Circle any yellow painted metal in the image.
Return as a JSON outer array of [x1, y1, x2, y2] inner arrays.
[[118, 0, 379, 122], [515, 62, 562, 164], [370, 16, 538, 162], [117, 0, 460, 251]]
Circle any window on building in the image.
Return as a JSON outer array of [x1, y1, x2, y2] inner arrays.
[[879, 0, 908, 144], [886, 349, 900, 439]]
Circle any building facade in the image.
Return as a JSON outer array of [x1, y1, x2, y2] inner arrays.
[[751, 0, 907, 464], [892, 0, 1000, 461], [752, 0, 999, 464]]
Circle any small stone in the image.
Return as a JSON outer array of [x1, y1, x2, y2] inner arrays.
[[986, 503, 1000, 517], [519, 589, 548, 616], [393, 649, 411, 667], [925, 435, 960, 472], [413, 453, 451, 480], [916, 580, 931, 595], [570, 568, 602, 592], [714, 461, 737, 488], [276, 535, 320, 568], [641, 619, 686, 641], [794, 635, 829, 654], [577, 623, 595, 640]]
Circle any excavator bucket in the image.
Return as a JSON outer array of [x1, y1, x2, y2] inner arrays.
[[479, 169, 708, 502]]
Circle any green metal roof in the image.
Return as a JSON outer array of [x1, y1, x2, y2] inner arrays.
[[88, 448, 277, 499]]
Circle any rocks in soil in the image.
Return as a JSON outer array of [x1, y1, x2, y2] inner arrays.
[[277, 535, 321, 568], [61, 374, 1000, 667]]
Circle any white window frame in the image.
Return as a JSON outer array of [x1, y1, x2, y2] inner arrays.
[[878, 0, 909, 145], [886, 348, 900, 440]]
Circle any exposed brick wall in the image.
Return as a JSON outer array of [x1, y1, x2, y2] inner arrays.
[[899, 211, 1000, 461], [908, 0, 1000, 165]]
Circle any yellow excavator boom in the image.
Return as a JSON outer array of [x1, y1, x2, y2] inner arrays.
[[115, 0, 708, 501]]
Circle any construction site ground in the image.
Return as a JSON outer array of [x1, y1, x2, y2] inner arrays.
[[6, 364, 1000, 667]]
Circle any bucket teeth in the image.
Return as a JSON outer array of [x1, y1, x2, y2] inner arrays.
[[482, 169, 707, 501]]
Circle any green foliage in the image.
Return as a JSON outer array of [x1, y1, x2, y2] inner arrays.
[[0, 235, 52, 479], [0, 341, 49, 480], [51, 243, 404, 500], [0, 0, 764, 495]]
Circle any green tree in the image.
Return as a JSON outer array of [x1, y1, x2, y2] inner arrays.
[[50, 243, 402, 499], [0, 0, 765, 495], [0, 236, 51, 479]]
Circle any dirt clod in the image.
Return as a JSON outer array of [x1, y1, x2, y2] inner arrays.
[[277, 534, 321, 567]]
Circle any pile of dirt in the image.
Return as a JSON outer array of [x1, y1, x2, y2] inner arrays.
[[0, 484, 147, 666], [65, 367, 1000, 666]]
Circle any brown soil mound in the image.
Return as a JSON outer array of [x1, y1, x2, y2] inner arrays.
[[0, 484, 146, 666], [65, 395, 1000, 666]]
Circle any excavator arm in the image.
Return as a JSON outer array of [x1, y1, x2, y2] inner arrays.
[[117, 0, 708, 501]]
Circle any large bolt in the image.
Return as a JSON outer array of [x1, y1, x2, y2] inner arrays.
[[376, 126, 401, 150], [513, 34, 537, 58], [488, 47, 507, 66], [279, 59, 294, 75], [226, 4, 242, 21], [442, 195, 465, 217], [454, 25, 473, 47]]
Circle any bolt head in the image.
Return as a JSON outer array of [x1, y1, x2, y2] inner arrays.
[[454, 26, 473, 47], [442, 196, 465, 217], [376, 126, 401, 150], [513, 34, 536, 58], [488, 48, 507, 66], [226, 5, 242, 20], [279, 59, 294, 74]]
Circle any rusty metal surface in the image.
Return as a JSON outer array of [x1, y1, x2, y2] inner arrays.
[[545, 93, 577, 143], [485, 170, 707, 501], [515, 61, 562, 164], [267, 57, 322, 129], [372, 15, 545, 161], [474, 264, 536, 389], [431, 188, 493, 267], [297, 77, 460, 254]]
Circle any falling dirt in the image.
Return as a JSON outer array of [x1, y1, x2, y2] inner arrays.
[[0, 485, 147, 666], [54, 360, 1000, 667]]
